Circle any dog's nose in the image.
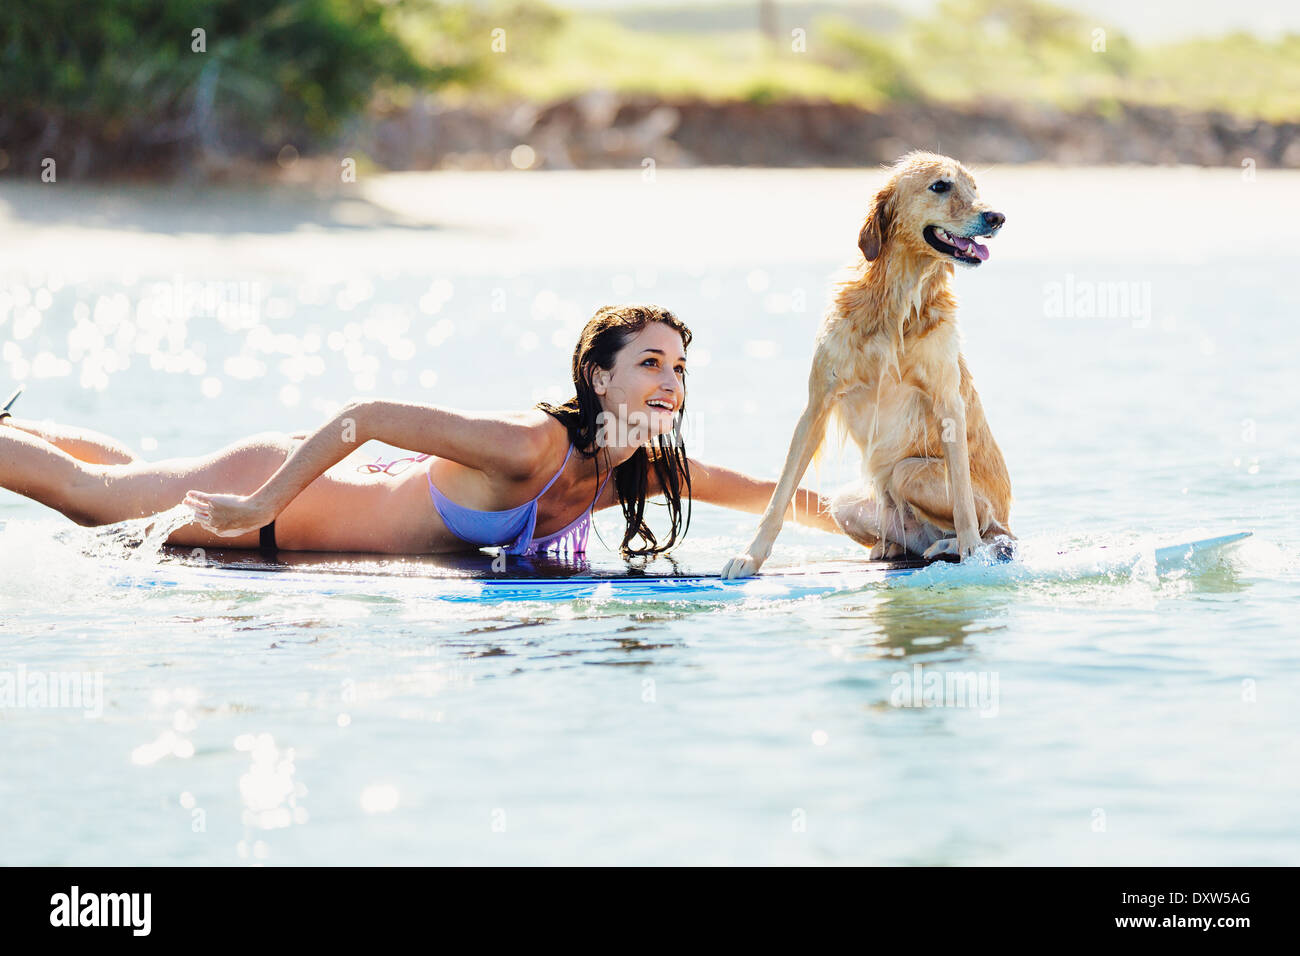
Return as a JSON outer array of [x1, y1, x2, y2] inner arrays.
[[982, 211, 1006, 231]]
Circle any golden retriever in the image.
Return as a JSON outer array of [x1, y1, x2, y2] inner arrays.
[[722, 151, 1013, 578]]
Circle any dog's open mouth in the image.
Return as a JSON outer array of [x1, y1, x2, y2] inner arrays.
[[924, 225, 991, 264]]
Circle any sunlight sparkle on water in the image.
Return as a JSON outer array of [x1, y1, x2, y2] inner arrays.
[[360, 784, 400, 814]]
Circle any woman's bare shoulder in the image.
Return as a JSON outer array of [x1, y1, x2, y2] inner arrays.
[[429, 407, 566, 482], [506, 409, 571, 479]]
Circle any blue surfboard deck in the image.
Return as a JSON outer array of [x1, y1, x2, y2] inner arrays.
[[103, 532, 1252, 603]]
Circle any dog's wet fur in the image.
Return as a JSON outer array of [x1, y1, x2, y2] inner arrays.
[[723, 151, 1014, 576]]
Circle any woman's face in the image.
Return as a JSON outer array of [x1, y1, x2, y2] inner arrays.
[[590, 323, 687, 446]]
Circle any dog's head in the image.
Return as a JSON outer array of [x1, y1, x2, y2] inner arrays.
[[858, 152, 1005, 269]]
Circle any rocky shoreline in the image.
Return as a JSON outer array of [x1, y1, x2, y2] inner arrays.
[[367, 92, 1300, 171], [6, 92, 1298, 181]]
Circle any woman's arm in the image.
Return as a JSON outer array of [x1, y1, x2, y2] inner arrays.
[[685, 457, 843, 534], [184, 399, 545, 535]]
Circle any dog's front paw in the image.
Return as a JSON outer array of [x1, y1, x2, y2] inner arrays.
[[721, 553, 765, 579], [957, 530, 982, 559], [924, 533, 988, 562]]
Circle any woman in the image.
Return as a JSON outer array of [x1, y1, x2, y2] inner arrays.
[[1, 305, 845, 557]]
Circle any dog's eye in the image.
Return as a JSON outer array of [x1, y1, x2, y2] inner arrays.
[[929, 181, 951, 194]]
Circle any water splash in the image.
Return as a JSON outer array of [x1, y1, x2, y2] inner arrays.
[[0, 506, 196, 613], [889, 531, 1254, 591], [88, 504, 196, 562]]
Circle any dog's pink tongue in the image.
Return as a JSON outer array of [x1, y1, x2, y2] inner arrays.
[[951, 234, 989, 261], [951, 234, 987, 260]]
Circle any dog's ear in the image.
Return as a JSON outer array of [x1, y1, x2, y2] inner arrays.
[[858, 181, 896, 262]]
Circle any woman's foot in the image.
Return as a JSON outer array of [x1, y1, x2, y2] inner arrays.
[[0, 387, 139, 465], [0, 385, 22, 424]]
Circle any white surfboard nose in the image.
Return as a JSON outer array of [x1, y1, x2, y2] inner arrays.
[[1154, 532, 1251, 573]]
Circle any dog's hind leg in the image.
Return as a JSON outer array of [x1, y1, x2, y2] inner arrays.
[[830, 483, 939, 557], [887, 457, 1006, 542]]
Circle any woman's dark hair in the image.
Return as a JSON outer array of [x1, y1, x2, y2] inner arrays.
[[537, 304, 692, 557]]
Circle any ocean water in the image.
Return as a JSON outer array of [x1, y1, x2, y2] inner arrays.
[[0, 167, 1297, 864]]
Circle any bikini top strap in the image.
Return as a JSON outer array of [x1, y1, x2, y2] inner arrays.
[[533, 442, 574, 501]]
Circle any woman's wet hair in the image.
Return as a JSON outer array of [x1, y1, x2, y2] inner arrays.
[[537, 304, 692, 557]]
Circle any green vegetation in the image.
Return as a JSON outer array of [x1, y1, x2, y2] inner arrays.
[[472, 15, 896, 106], [0, 0, 513, 158], [2, 0, 1295, 173], [1130, 32, 1300, 120], [458, 0, 1300, 122]]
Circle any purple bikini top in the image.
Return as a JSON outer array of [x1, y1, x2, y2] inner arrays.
[[420, 443, 612, 556]]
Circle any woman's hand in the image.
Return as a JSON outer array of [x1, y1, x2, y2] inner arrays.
[[183, 490, 272, 537]]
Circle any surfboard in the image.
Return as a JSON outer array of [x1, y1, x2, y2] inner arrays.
[[101, 532, 1252, 603]]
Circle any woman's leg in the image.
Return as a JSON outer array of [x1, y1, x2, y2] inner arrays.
[[2, 417, 139, 465], [1, 425, 443, 553], [0, 426, 296, 548]]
